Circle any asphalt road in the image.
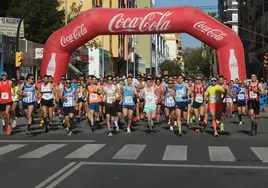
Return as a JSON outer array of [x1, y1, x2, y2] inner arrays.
[[0, 113, 268, 188]]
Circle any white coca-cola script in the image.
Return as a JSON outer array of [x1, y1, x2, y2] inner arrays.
[[60, 24, 87, 47], [108, 11, 173, 32], [193, 21, 227, 41]]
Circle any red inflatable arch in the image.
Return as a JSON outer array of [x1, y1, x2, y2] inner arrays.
[[41, 6, 246, 82]]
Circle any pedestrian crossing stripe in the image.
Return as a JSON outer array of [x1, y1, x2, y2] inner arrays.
[[0, 144, 268, 163]]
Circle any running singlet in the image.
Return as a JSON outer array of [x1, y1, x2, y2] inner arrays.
[[175, 83, 187, 102], [12, 86, 20, 102], [0, 81, 12, 104], [236, 86, 246, 102], [88, 85, 101, 103], [164, 88, 175, 107], [123, 86, 135, 106], [63, 88, 76, 107], [22, 83, 35, 103], [144, 87, 156, 107], [248, 82, 260, 101], [193, 85, 204, 103], [104, 85, 116, 105], [205, 85, 225, 104], [41, 83, 53, 100]]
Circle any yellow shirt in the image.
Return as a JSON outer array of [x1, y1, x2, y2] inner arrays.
[[205, 85, 225, 104]]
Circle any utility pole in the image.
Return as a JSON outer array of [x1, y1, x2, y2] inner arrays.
[[212, 49, 218, 77]]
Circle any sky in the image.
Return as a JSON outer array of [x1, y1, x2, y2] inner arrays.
[[156, 0, 218, 48]]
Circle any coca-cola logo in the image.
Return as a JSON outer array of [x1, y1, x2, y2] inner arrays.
[[60, 24, 87, 47], [193, 21, 227, 41], [108, 11, 173, 32]]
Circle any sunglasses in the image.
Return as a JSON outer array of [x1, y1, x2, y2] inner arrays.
[[196, 78, 201, 80], [66, 82, 71, 84], [211, 80, 217, 82], [168, 82, 173, 84]]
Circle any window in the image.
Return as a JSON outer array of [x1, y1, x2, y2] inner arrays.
[[92, 0, 102, 7]]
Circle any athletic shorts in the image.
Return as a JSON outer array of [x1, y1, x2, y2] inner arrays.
[[192, 101, 203, 109], [22, 102, 34, 110], [41, 99, 54, 108], [209, 103, 223, 113], [123, 105, 135, 111], [116, 103, 122, 113], [89, 102, 99, 113], [63, 106, 75, 116], [105, 105, 117, 117], [78, 98, 84, 103], [247, 100, 260, 115], [175, 102, 188, 111], [236, 101, 246, 107], [164, 106, 176, 111], [0, 102, 13, 112], [144, 104, 157, 113]]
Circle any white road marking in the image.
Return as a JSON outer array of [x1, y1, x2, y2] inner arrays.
[[162, 145, 187, 161], [19, 144, 66, 158], [0, 140, 95, 143], [251, 147, 268, 163], [65, 144, 105, 158], [34, 162, 77, 188], [209, 146, 236, 162], [112, 144, 146, 160], [0, 144, 26, 156]]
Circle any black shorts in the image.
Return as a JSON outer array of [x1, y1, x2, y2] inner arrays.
[[123, 105, 135, 111], [247, 100, 260, 115], [192, 101, 203, 109], [175, 102, 188, 111], [116, 103, 122, 113], [22, 102, 35, 110], [41, 99, 54, 108], [63, 107, 75, 116], [236, 101, 246, 107], [165, 106, 176, 111], [0, 102, 13, 111], [139, 98, 145, 103], [105, 105, 117, 117], [78, 98, 84, 103]]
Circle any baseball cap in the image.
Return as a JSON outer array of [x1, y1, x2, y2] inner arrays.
[[1, 71, 7, 76], [210, 77, 217, 81]]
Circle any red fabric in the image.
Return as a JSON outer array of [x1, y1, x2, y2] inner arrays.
[[41, 7, 246, 82], [0, 81, 12, 104]]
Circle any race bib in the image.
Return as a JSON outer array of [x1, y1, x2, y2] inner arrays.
[[167, 97, 175, 103], [249, 91, 257, 99], [66, 96, 73, 105], [78, 93, 83, 98], [26, 92, 32, 99], [107, 96, 115, 104], [227, 98, 232, 103], [12, 95, 17, 101], [146, 96, 155, 106], [43, 93, 51, 100], [90, 93, 97, 100], [210, 95, 218, 103], [176, 90, 184, 98], [238, 94, 245, 100], [1, 92, 8, 100], [195, 94, 203, 103], [125, 96, 133, 104]]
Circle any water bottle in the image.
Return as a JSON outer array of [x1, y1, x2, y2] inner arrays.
[[46, 53, 56, 76], [229, 49, 239, 81]]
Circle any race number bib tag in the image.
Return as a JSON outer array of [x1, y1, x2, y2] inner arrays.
[[12, 95, 16, 101], [1, 93, 8, 100], [210, 95, 218, 103], [107, 96, 114, 104], [27, 92, 32, 99], [78, 93, 83, 98], [66, 97, 73, 105], [250, 91, 257, 99], [176, 90, 184, 98], [43, 93, 51, 100], [238, 94, 245, 100], [90, 93, 97, 100], [227, 98, 232, 103], [125, 96, 133, 104], [146, 97, 155, 106], [167, 97, 174, 103], [195, 94, 203, 103]]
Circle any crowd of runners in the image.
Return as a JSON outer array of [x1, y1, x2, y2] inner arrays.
[[0, 71, 265, 137]]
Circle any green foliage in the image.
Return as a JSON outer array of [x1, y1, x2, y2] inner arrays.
[[7, 0, 65, 44], [183, 47, 210, 77], [68, 2, 102, 49], [159, 59, 182, 76]]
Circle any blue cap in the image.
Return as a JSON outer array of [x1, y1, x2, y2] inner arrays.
[[1, 71, 7, 76]]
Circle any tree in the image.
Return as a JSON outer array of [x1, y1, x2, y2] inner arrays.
[[183, 47, 210, 77], [68, 2, 102, 49], [6, 0, 65, 44], [159, 59, 182, 76]]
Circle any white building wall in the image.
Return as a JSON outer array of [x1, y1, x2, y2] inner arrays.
[[166, 40, 177, 60]]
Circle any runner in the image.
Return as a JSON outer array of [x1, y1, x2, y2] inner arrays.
[[122, 76, 137, 133], [59, 78, 77, 136], [103, 75, 120, 136], [40, 75, 55, 132], [0, 71, 13, 135], [192, 76, 206, 132], [235, 80, 247, 125], [247, 74, 264, 135], [175, 75, 191, 136], [35, 75, 43, 126], [11, 78, 19, 128], [154, 77, 164, 123], [77, 80, 86, 121], [19, 74, 36, 135], [205, 77, 226, 137]]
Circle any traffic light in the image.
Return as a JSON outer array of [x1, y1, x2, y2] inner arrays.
[[15, 51, 23, 67], [93, 0, 102, 7], [264, 53, 268, 67]]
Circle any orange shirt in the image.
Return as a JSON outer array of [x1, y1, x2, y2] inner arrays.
[[88, 85, 101, 103]]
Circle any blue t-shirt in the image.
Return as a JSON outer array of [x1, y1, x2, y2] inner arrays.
[[71, 82, 78, 90]]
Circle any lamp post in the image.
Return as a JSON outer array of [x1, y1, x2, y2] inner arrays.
[[101, 0, 105, 77], [65, 0, 68, 25]]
